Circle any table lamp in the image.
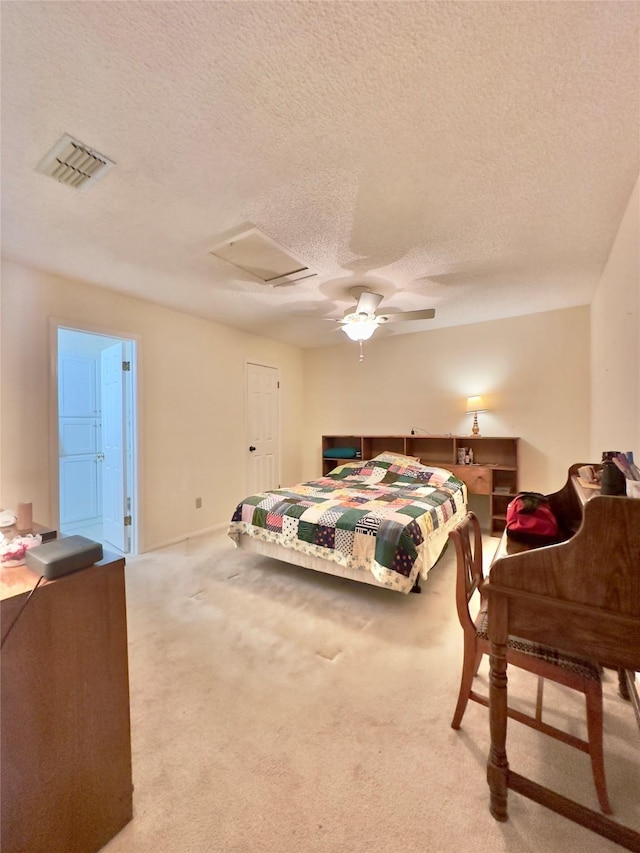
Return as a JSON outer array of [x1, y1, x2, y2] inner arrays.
[[466, 396, 487, 435]]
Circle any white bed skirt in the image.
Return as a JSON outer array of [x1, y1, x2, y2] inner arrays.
[[235, 520, 454, 593]]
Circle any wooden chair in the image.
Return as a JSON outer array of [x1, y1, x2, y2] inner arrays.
[[448, 511, 612, 814]]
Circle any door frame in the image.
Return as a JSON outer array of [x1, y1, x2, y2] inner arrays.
[[49, 318, 141, 554], [244, 359, 281, 495]]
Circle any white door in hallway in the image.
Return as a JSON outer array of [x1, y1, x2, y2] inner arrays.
[[246, 363, 280, 495], [101, 343, 127, 552], [58, 354, 101, 526]]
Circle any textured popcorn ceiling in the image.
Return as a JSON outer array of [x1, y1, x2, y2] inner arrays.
[[1, 1, 638, 348]]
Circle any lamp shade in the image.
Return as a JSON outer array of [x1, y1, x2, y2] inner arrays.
[[341, 318, 378, 341], [465, 395, 487, 413]]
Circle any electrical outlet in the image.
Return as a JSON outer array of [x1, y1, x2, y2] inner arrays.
[[195, 497, 202, 509]]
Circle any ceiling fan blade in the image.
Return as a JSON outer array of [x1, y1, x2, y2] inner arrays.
[[292, 312, 345, 322], [356, 290, 384, 316], [377, 308, 436, 323]]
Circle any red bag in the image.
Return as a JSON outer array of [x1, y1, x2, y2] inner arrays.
[[506, 492, 560, 545]]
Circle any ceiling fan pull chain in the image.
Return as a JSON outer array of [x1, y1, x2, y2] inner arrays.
[[359, 340, 364, 363]]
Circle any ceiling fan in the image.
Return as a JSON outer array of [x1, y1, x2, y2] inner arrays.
[[337, 286, 435, 341], [331, 286, 436, 362]]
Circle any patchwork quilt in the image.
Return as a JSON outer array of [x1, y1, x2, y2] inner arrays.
[[228, 452, 467, 593]]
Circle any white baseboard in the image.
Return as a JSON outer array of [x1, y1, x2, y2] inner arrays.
[[61, 516, 101, 532], [141, 521, 228, 554]]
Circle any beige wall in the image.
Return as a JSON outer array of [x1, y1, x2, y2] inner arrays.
[[0, 260, 305, 551], [303, 307, 591, 495], [590, 174, 640, 458]]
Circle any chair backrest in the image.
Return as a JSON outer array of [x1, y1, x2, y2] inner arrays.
[[449, 512, 485, 635]]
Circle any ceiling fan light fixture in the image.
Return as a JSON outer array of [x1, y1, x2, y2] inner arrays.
[[341, 317, 378, 341], [333, 287, 435, 349]]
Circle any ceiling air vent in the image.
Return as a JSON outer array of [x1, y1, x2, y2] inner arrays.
[[208, 227, 317, 287], [36, 133, 115, 190]]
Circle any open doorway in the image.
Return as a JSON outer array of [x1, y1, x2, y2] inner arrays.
[[56, 327, 138, 554]]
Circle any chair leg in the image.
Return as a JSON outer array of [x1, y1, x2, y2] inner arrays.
[[473, 647, 483, 676], [451, 637, 482, 730], [535, 676, 544, 722], [584, 680, 612, 815]]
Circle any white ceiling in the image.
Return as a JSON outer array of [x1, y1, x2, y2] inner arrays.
[[1, 1, 638, 348]]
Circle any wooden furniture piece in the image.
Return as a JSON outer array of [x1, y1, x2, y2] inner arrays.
[[1, 553, 133, 853], [322, 434, 519, 536], [449, 511, 610, 812], [486, 464, 640, 850]]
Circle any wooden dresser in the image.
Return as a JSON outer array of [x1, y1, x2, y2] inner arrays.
[[486, 464, 640, 850], [1, 552, 133, 853]]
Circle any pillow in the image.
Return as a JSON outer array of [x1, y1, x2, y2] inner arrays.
[[371, 451, 421, 467], [323, 447, 359, 459], [324, 460, 367, 479], [414, 466, 458, 485], [370, 454, 459, 487]]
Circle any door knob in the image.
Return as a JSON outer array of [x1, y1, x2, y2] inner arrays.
[[249, 446, 256, 452], [97, 452, 105, 461]]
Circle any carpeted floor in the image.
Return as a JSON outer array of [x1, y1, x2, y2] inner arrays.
[[103, 530, 639, 853]]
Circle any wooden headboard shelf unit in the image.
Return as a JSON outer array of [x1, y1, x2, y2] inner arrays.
[[322, 435, 520, 536]]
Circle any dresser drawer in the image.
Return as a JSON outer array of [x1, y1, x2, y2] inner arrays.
[[449, 465, 492, 495]]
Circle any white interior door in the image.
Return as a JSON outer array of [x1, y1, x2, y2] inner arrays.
[[59, 353, 97, 417], [246, 363, 280, 494], [101, 343, 127, 552], [59, 437, 100, 525], [58, 354, 101, 526]]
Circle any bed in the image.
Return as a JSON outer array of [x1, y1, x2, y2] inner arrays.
[[227, 451, 467, 594]]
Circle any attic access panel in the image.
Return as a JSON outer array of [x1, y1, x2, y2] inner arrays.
[[208, 227, 317, 286]]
